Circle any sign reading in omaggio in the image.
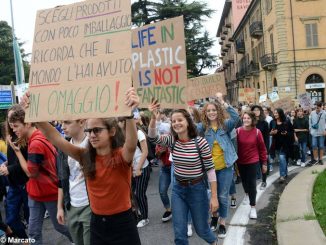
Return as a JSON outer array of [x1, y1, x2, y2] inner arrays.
[[26, 0, 132, 122]]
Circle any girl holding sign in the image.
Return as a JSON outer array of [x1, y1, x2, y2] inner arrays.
[[148, 100, 218, 245], [21, 88, 141, 245]]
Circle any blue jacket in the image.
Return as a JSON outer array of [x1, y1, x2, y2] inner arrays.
[[197, 105, 239, 168]]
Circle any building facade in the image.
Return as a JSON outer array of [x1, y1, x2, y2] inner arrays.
[[222, 0, 326, 104]]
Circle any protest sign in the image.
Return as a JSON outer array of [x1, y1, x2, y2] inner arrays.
[[271, 97, 295, 112], [186, 73, 226, 101], [259, 94, 267, 103], [238, 88, 255, 103], [298, 93, 314, 110], [132, 16, 187, 108], [269, 91, 279, 103], [26, 0, 132, 122]]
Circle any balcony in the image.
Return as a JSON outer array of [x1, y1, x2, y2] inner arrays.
[[223, 28, 228, 35], [219, 41, 223, 45], [221, 52, 225, 56], [248, 62, 260, 76], [221, 36, 226, 40], [249, 21, 263, 39], [222, 46, 229, 52], [235, 39, 245, 54], [226, 43, 232, 48], [228, 53, 234, 63], [228, 37, 234, 42], [260, 54, 278, 71], [225, 23, 231, 28]]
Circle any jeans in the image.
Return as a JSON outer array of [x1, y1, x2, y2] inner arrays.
[[215, 167, 233, 219], [5, 185, 29, 238], [90, 209, 141, 245], [238, 163, 258, 206], [28, 197, 72, 245], [172, 181, 217, 245], [229, 177, 236, 196], [299, 141, 307, 162], [159, 165, 171, 209], [311, 136, 325, 150], [276, 151, 288, 177]]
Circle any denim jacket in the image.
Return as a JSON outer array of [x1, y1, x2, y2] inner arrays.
[[197, 105, 239, 168]]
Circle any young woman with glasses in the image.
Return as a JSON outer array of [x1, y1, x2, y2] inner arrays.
[[21, 88, 141, 245]]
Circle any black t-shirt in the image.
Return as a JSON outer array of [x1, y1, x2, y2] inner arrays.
[[293, 117, 309, 142]]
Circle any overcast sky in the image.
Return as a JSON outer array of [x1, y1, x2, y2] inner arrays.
[[0, 0, 223, 73]]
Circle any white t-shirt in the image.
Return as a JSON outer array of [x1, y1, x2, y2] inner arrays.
[[133, 130, 149, 173], [265, 115, 273, 126], [68, 137, 89, 207]]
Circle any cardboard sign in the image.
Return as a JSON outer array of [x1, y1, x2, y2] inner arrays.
[[259, 93, 267, 103], [238, 88, 255, 102], [271, 97, 295, 112], [298, 93, 314, 110], [269, 91, 280, 103], [132, 16, 187, 108], [26, 0, 132, 122], [186, 73, 226, 101]]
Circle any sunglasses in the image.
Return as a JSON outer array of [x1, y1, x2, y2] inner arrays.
[[84, 127, 107, 135]]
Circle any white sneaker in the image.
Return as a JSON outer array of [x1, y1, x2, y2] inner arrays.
[[137, 219, 149, 228], [249, 207, 257, 219], [301, 162, 306, 167], [44, 211, 50, 219], [187, 224, 193, 237], [269, 164, 273, 172], [242, 195, 249, 205], [296, 160, 301, 166]]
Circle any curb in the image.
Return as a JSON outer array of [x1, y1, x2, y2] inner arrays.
[[276, 165, 326, 245]]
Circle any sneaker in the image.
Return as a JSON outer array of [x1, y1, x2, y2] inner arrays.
[[230, 198, 237, 209], [319, 160, 324, 165], [249, 207, 257, 219], [269, 164, 273, 172], [310, 160, 318, 166], [187, 224, 193, 237], [162, 211, 172, 222], [44, 211, 50, 219], [260, 182, 267, 190], [217, 224, 227, 238], [301, 161, 306, 167], [242, 195, 249, 205], [279, 176, 285, 183], [210, 216, 218, 231], [296, 160, 301, 166], [137, 219, 149, 228]]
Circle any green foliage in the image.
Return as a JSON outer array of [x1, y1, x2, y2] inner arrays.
[[312, 169, 326, 235], [131, 0, 217, 77], [0, 21, 30, 85]]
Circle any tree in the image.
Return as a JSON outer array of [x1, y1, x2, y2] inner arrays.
[[131, 0, 217, 77], [0, 21, 30, 85]]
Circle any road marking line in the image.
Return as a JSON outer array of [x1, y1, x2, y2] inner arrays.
[[223, 166, 299, 245]]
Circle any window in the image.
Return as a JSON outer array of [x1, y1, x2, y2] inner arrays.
[[266, 0, 272, 14], [305, 23, 318, 47]]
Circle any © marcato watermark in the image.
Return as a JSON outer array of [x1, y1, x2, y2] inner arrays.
[[0, 236, 36, 244]]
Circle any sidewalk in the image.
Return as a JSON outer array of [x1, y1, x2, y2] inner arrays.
[[276, 165, 326, 245]]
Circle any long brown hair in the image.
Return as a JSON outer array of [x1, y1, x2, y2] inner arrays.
[[82, 118, 125, 179], [201, 102, 226, 130], [171, 109, 198, 140]]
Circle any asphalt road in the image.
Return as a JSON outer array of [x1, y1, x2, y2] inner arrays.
[[16, 162, 303, 245]]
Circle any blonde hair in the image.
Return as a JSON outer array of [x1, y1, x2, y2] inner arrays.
[[201, 102, 226, 130]]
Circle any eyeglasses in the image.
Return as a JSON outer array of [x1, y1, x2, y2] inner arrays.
[[84, 127, 107, 135]]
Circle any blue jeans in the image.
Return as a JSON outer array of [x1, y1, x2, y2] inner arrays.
[[215, 167, 233, 219], [5, 185, 29, 238], [277, 151, 288, 177], [28, 197, 72, 245], [159, 165, 171, 209], [172, 181, 217, 245], [229, 177, 236, 196], [311, 136, 325, 150], [299, 141, 307, 162]]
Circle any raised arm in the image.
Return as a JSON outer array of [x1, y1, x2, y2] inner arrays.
[[122, 88, 140, 163], [215, 92, 239, 132]]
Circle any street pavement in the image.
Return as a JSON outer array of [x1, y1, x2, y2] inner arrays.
[[35, 162, 303, 244]]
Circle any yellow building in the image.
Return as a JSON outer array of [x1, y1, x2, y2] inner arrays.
[[225, 0, 326, 104]]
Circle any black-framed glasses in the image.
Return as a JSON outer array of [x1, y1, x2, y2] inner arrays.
[[84, 127, 107, 135]]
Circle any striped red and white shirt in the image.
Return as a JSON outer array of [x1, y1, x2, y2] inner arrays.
[[151, 134, 214, 181]]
